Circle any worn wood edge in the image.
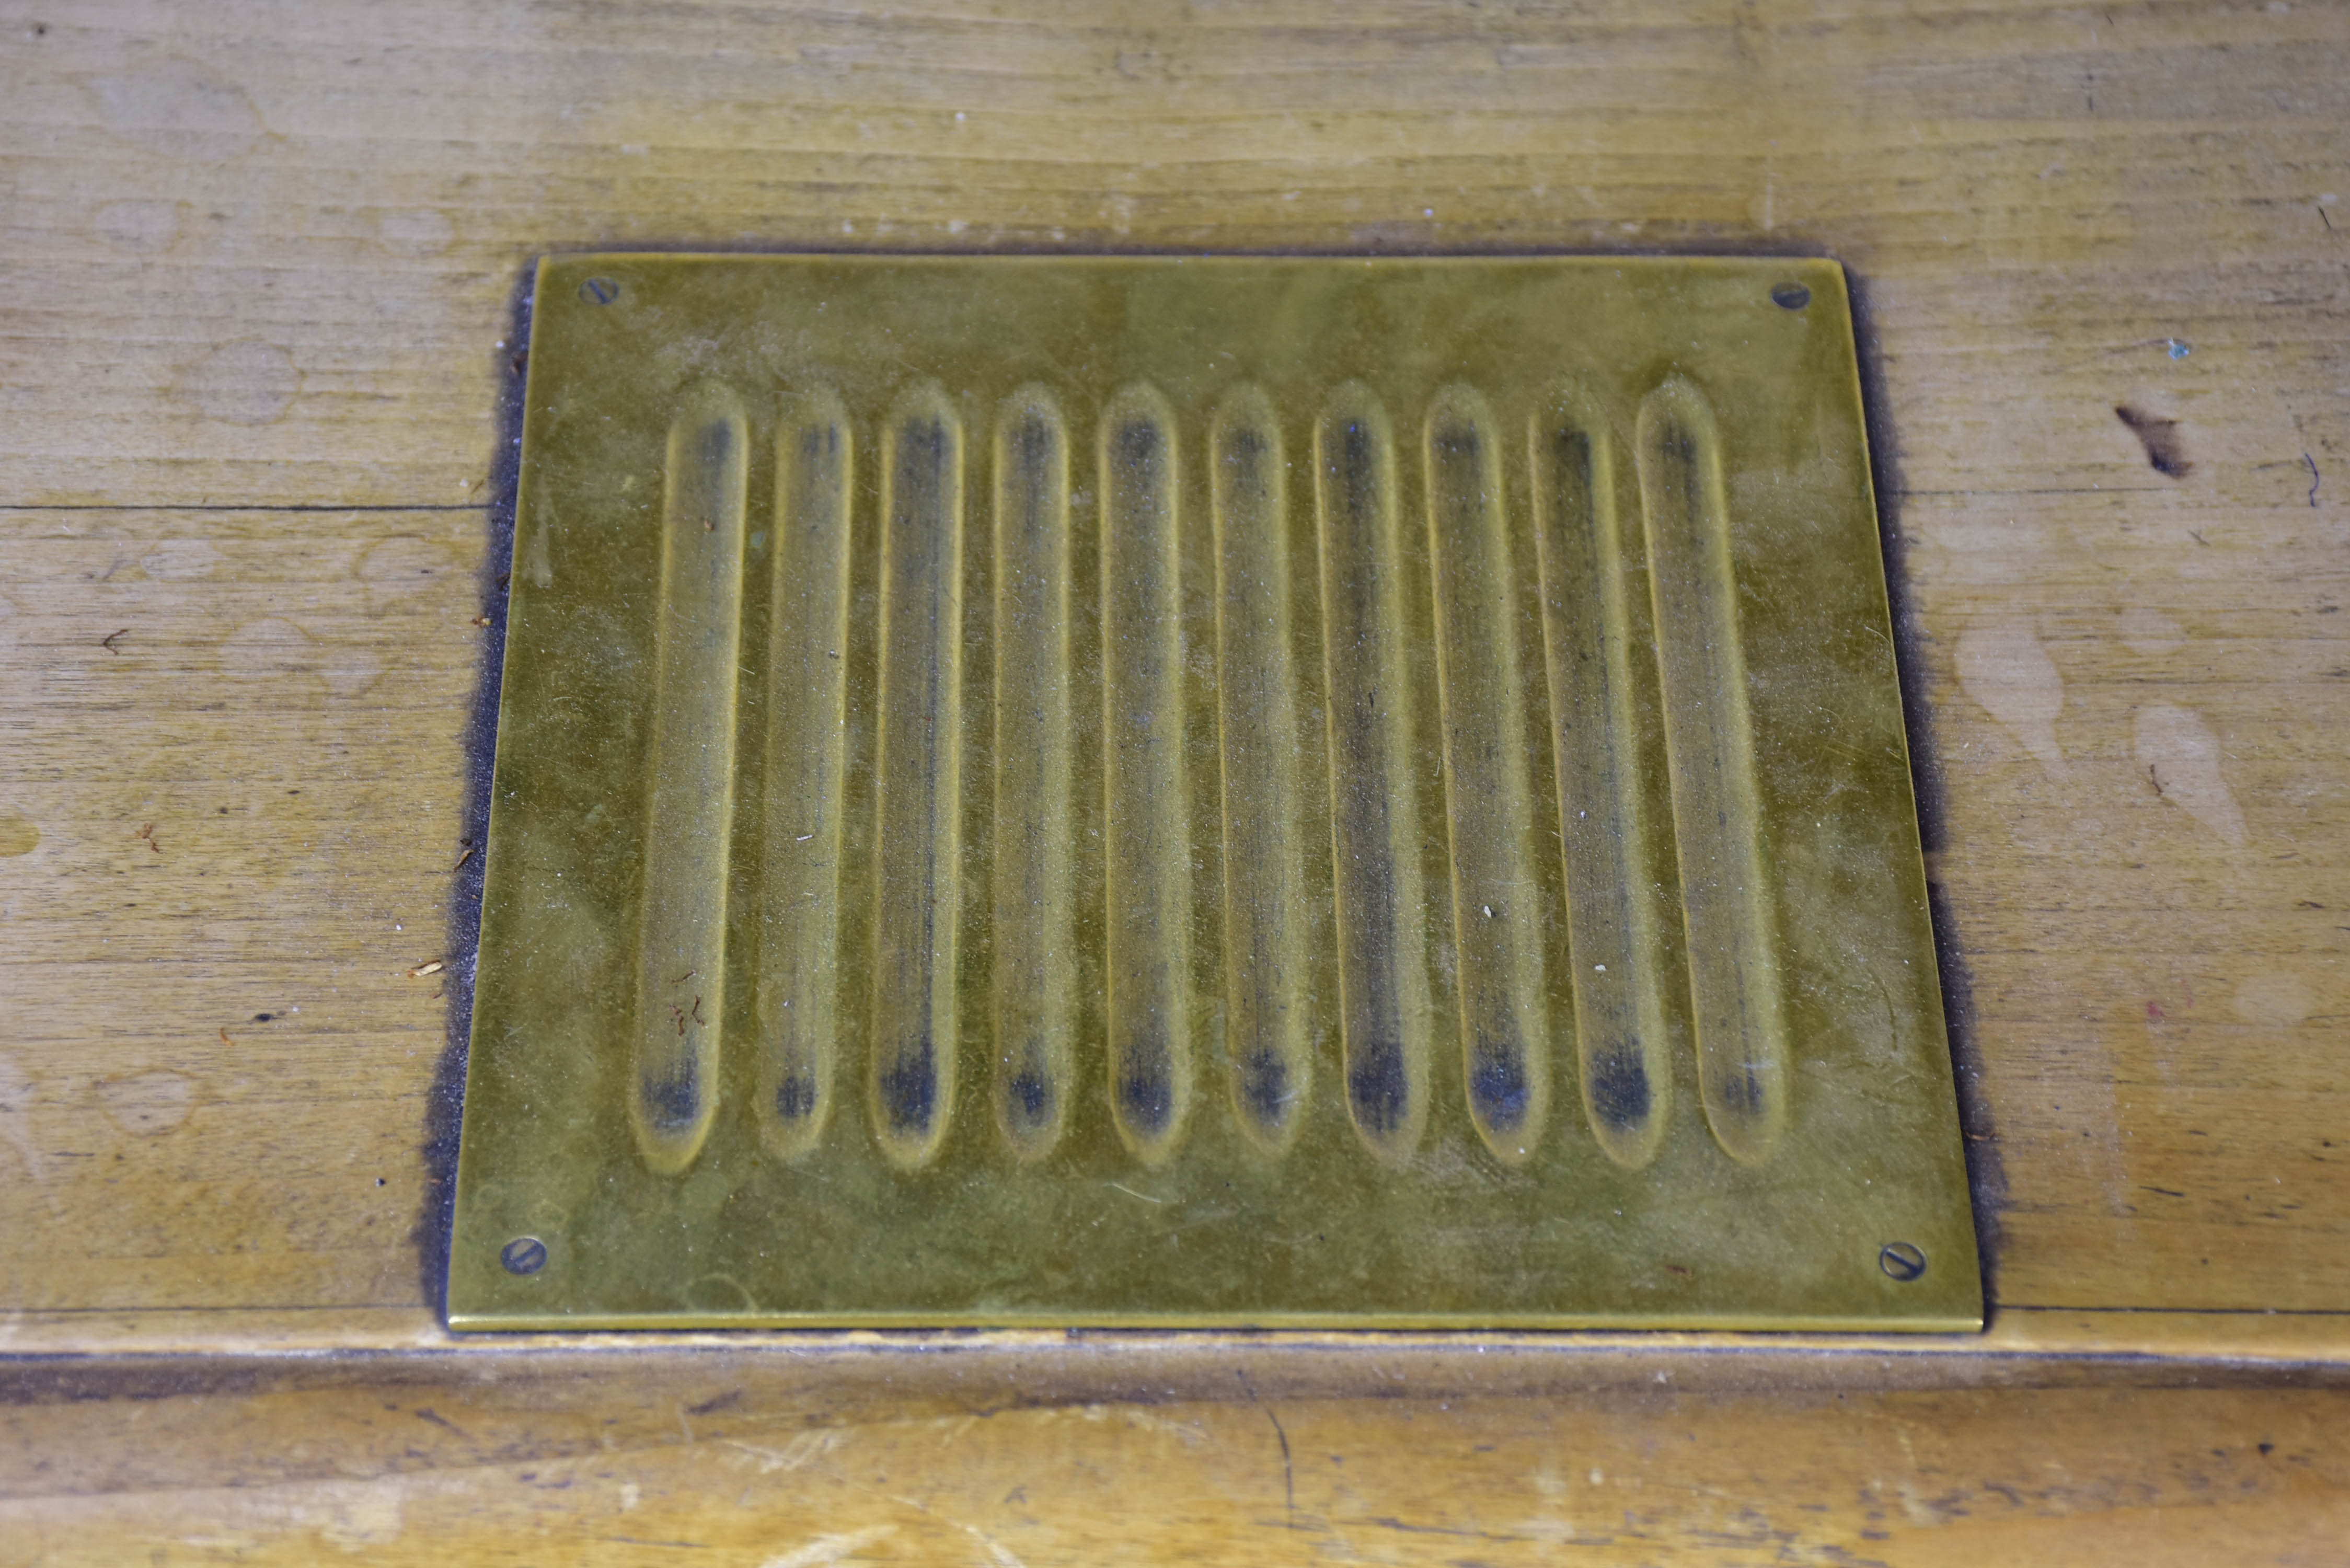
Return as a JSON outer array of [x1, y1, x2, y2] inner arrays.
[[6, 1342, 2349, 1412], [5, 1306, 2348, 1366]]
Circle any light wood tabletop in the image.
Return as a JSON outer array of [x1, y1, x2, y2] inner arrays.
[[2, 1, 2345, 1560]]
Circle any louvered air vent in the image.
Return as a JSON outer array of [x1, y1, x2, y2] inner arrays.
[[449, 255, 1979, 1332]]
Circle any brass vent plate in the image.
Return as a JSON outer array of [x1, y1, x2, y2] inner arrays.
[[448, 254, 1980, 1332]]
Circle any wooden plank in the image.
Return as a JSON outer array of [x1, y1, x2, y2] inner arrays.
[[3, 1348, 2347, 1564], [0, 0, 2343, 1381]]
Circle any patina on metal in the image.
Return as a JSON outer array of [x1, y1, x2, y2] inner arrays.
[[448, 254, 1981, 1332]]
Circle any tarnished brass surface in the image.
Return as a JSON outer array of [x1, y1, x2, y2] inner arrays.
[[448, 255, 1980, 1331]]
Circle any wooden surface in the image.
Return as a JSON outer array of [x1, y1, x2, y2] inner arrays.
[[2, 0, 2347, 1559], [6, 1347, 2350, 1565]]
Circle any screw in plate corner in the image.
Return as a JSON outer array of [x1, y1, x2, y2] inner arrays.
[[501, 1236, 549, 1276], [1877, 1241, 1927, 1282]]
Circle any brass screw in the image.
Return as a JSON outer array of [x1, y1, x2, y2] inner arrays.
[[1878, 1241, 1927, 1282], [501, 1236, 548, 1276]]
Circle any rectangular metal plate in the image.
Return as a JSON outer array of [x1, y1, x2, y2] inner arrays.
[[448, 254, 1980, 1332]]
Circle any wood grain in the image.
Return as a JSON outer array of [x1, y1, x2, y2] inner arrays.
[[4, 1348, 2348, 1565], [2, 0, 2347, 1555]]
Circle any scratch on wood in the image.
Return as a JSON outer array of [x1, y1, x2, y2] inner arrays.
[[721, 1431, 844, 1475], [758, 1527, 899, 1568], [1367, 1516, 1529, 1541], [1237, 1371, 1295, 1529], [100, 628, 128, 654], [413, 1405, 470, 1438]]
